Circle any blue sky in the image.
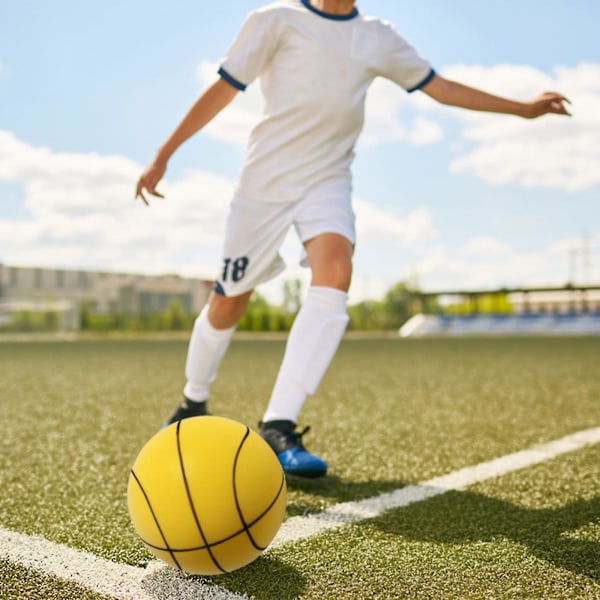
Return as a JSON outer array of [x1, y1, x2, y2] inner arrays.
[[1, 0, 599, 303]]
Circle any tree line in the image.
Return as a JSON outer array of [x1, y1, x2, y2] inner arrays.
[[0, 280, 431, 333], [2, 281, 519, 334], [77, 280, 426, 333]]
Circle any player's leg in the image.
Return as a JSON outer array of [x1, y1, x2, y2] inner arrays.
[[259, 181, 355, 477], [163, 194, 290, 427], [260, 234, 352, 477], [263, 233, 352, 420], [163, 290, 252, 426]]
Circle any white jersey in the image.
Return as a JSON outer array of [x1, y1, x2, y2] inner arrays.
[[219, 0, 434, 204]]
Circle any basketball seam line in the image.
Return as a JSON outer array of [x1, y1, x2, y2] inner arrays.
[[129, 469, 183, 572], [133, 420, 287, 563], [231, 429, 287, 553], [232, 427, 263, 551], [135, 470, 285, 554], [176, 419, 228, 574]]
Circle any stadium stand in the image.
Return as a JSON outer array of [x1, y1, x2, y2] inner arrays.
[[400, 312, 600, 337], [400, 285, 600, 337]]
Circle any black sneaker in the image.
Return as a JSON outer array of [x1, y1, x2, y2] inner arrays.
[[259, 420, 327, 478], [161, 397, 208, 429]]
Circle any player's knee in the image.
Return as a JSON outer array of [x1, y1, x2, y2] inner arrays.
[[333, 258, 353, 290], [207, 291, 251, 329], [313, 256, 352, 291]]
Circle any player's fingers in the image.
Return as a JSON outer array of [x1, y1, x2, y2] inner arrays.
[[545, 92, 571, 115], [550, 99, 571, 116], [135, 179, 144, 198], [135, 179, 148, 203], [135, 182, 164, 205], [135, 162, 166, 204], [135, 177, 155, 205]]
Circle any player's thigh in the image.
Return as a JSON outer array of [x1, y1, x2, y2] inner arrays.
[[215, 195, 293, 297], [294, 179, 355, 291]]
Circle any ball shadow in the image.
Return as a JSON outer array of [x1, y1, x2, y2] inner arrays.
[[141, 554, 306, 600], [209, 553, 306, 600]]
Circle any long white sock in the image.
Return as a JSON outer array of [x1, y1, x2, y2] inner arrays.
[[183, 305, 236, 402], [262, 286, 349, 423]]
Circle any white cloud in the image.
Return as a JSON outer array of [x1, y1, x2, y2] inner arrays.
[[408, 116, 444, 146], [2, 62, 598, 304], [0, 130, 440, 302], [441, 62, 600, 192], [354, 200, 438, 247], [361, 78, 443, 147], [413, 234, 599, 292], [460, 236, 511, 258], [0, 131, 232, 278]]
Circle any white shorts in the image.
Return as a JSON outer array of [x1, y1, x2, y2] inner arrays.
[[213, 178, 356, 297]]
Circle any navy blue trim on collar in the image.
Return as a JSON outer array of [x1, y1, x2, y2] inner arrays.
[[301, 0, 359, 21], [407, 68, 436, 93]]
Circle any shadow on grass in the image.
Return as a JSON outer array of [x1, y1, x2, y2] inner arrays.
[[141, 554, 306, 600], [211, 553, 306, 600], [284, 474, 409, 517], [372, 488, 600, 580]]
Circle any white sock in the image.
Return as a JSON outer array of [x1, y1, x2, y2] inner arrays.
[[262, 286, 349, 423], [183, 305, 236, 402]]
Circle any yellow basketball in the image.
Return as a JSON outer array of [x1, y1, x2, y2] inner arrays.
[[127, 416, 287, 575]]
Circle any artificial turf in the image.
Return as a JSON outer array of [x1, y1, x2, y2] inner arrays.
[[1, 336, 599, 599], [0, 559, 112, 600]]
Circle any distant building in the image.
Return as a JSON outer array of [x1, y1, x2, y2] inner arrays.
[[508, 287, 600, 315], [0, 264, 213, 320]]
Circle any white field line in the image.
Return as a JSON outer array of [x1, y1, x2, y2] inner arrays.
[[269, 426, 600, 548], [0, 528, 248, 600], [2, 426, 599, 599]]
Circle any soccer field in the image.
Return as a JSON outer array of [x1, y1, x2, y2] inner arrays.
[[1, 336, 599, 599]]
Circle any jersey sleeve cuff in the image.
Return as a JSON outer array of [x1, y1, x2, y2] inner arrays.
[[218, 66, 247, 91], [407, 68, 436, 93]]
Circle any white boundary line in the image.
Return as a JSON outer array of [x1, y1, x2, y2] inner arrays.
[[0, 528, 247, 600], [2, 426, 599, 599], [269, 426, 600, 547]]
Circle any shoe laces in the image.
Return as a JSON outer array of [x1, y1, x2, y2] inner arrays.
[[285, 425, 311, 450]]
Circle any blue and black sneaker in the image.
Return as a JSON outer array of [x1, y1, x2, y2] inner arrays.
[[162, 397, 208, 428], [259, 420, 327, 478]]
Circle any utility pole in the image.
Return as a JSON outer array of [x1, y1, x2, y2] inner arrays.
[[581, 231, 592, 284], [568, 247, 578, 284]]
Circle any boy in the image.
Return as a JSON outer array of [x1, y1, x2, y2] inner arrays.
[[136, 0, 570, 478]]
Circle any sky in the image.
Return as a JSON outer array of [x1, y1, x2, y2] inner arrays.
[[1, 0, 599, 304]]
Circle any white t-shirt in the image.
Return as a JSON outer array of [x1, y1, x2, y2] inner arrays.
[[219, 0, 434, 203]]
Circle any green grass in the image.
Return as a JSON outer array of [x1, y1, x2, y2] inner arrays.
[[267, 446, 599, 600], [1, 336, 599, 599], [0, 560, 111, 600]]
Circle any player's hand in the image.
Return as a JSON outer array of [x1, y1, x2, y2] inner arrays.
[[523, 92, 571, 119], [135, 159, 167, 205]]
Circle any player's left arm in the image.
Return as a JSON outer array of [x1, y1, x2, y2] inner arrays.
[[420, 73, 571, 119]]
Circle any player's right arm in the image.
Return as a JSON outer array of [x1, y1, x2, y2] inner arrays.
[[136, 77, 239, 205]]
